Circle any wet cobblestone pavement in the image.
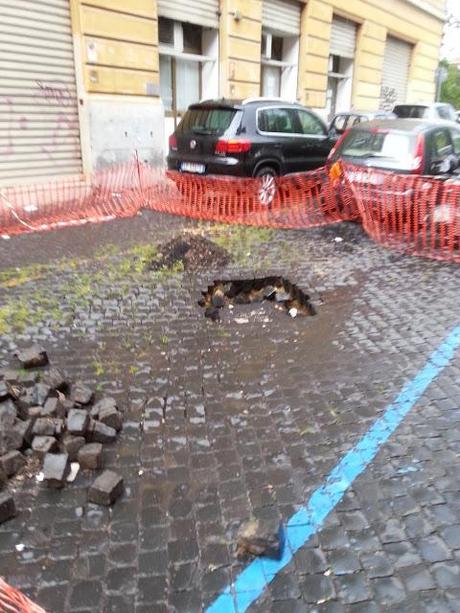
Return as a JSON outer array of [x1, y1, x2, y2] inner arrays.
[[0, 211, 459, 612]]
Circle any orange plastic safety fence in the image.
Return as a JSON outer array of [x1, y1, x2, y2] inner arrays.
[[0, 579, 46, 613], [342, 164, 460, 264], [0, 159, 459, 265]]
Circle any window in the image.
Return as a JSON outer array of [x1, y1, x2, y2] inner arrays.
[[437, 105, 455, 121], [341, 131, 413, 158], [179, 108, 237, 135], [258, 108, 297, 134], [159, 19, 204, 118], [297, 110, 326, 136], [336, 130, 417, 171], [262, 65, 281, 98], [261, 33, 283, 97], [183, 23, 202, 54], [331, 115, 348, 132], [326, 54, 354, 119], [450, 129, 460, 154], [330, 55, 341, 74], [260, 30, 299, 99], [271, 36, 283, 61], [393, 105, 427, 119], [349, 115, 362, 128], [432, 129, 453, 158], [159, 17, 174, 45]]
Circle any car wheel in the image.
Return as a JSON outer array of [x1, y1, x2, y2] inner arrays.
[[255, 166, 277, 206]]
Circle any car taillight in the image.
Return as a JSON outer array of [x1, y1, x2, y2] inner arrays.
[[169, 134, 177, 152], [327, 129, 350, 162], [411, 133, 425, 174], [215, 139, 251, 155]]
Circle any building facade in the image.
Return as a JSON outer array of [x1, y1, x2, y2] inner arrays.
[[0, 0, 446, 186]]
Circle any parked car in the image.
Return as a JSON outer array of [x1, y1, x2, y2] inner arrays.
[[393, 102, 457, 123], [328, 110, 396, 142], [167, 97, 335, 204], [327, 119, 460, 240], [328, 119, 460, 175]]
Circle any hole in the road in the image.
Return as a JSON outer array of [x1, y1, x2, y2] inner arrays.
[[199, 277, 316, 321]]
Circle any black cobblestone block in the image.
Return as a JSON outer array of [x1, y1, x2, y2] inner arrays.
[[98, 406, 122, 432], [88, 470, 124, 506], [60, 434, 85, 461], [70, 382, 94, 406], [0, 492, 16, 524], [43, 453, 70, 489], [31, 435, 58, 456], [78, 443, 103, 470], [15, 345, 48, 369], [66, 409, 90, 436], [87, 419, 117, 444], [0, 450, 25, 478]]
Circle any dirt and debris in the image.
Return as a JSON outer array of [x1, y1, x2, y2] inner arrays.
[[150, 233, 230, 272], [0, 346, 124, 521], [236, 517, 285, 560], [199, 277, 317, 321]]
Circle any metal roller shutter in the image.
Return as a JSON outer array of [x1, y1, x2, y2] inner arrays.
[[330, 16, 356, 58], [381, 36, 412, 104], [262, 0, 301, 36], [157, 0, 219, 29], [0, 0, 82, 185]]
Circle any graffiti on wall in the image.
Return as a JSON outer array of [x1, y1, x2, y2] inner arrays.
[[0, 80, 80, 163], [379, 86, 397, 111]]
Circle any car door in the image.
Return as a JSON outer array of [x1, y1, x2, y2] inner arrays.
[[257, 107, 301, 174], [295, 109, 332, 170], [329, 114, 349, 142], [427, 128, 455, 175]]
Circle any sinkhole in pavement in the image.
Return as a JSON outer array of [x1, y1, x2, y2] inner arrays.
[[198, 277, 316, 321]]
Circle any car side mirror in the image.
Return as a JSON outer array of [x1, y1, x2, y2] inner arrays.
[[450, 155, 460, 172], [431, 157, 454, 174]]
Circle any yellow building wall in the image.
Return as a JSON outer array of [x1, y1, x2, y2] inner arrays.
[[298, 1, 332, 108], [72, 0, 159, 96], [220, 0, 263, 99], [298, 0, 445, 111], [69, 0, 445, 114]]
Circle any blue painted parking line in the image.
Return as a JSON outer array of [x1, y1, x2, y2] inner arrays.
[[206, 325, 460, 613]]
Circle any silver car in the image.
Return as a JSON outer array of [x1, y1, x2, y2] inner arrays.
[[393, 103, 457, 123]]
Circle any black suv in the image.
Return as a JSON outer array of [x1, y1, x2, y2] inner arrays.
[[167, 98, 334, 204]]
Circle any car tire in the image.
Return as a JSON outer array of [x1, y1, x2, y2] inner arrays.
[[255, 166, 278, 206]]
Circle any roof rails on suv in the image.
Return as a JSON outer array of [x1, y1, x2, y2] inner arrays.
[[241, 96, 297, 105]]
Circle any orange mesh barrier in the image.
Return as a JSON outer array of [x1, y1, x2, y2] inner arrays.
[[0, 579, 46, 613], [0, 158, 459, 264], [342, 164, 460, 264]]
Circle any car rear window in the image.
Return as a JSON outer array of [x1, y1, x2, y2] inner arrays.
[[337, 129, 416, 169], [179, 108, 237, 135], [393, 105, 427, 119]]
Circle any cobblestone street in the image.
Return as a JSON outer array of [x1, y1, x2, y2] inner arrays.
[[0, 212, 459, 612]]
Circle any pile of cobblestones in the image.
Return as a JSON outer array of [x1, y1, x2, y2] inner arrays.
[[0, 345, 124, 524]]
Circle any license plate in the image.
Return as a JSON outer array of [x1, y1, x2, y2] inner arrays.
[[180, 162, 205, 174]]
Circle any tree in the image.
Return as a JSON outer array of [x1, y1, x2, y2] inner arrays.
[[440, 60, 460, 109]]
